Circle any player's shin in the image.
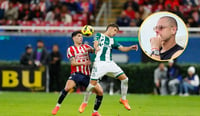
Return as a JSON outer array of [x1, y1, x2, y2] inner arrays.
[[121, 78, 128, 100], [83, 91, 91, 103], [57, 89, 68, 106], [93, 95, 103, 112]]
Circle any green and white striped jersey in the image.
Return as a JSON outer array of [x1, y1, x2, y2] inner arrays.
[[94, 33, 121, 61]]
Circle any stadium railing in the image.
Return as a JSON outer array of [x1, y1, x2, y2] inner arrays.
[[0, 26, 199, 35]]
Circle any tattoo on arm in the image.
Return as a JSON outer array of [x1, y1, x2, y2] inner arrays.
[[69, 57, 75, 63]]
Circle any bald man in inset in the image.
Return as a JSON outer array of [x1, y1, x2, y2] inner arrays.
[[150, 16, 184, 60]]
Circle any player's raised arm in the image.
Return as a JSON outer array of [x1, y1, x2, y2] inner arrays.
[[94, 40, 100, 54], [93, 33, 101, 54], [118, 45, 138, 52]]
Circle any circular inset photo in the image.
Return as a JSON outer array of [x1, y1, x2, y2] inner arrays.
[[138, 11, 188, 61]]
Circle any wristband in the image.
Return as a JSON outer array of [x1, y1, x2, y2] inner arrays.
[[151, 50, 160, 56], [151, 48, 159, 51]]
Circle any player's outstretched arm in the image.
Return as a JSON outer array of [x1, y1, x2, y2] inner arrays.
[[118, 44, 138, 52], [70, 57, 91, 66]]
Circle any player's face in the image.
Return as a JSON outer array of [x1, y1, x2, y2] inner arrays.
[[108, 27, 119, 37], [73, 33, 83, 44], [154, 18, 176, 42]]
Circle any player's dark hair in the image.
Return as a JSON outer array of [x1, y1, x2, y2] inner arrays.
[[71, 31, 82, 38], [106, 23, 119, 31]]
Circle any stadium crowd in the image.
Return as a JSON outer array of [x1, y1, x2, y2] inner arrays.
[[0, 0, 96, 26], [117, 0, 200, 27], [154, 60, 200, 96], [0, 0, 200, 28]]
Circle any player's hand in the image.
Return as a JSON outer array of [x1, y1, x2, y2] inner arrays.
[[84, 61, 91, 66], [131, 45, 138, 51], [150, 35, 161, 51], [95, 47, 100, 54], [86, 48, 94, 53]]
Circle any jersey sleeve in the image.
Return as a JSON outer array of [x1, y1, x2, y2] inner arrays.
[[84, 44, 93, 49], [67, 47, 75, 59], [94, 33, 101, 41], [112, 39, 122, 49]]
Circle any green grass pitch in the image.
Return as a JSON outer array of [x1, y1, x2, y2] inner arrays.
[[0, 92, 200, 116]]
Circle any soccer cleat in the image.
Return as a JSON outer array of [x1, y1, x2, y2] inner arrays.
[[52, 106, 60, 115], [92, 111, 101, 116], [79, 102, 87, 113], [119, 98, 131, 110]]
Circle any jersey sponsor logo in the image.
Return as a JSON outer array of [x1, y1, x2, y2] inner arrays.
[[75, 52, 89, 61]]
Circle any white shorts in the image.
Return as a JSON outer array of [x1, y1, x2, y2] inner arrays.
[[90, 61, 124, 80]]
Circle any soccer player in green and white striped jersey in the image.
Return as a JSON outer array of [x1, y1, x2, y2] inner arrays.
[[79, 24, 138, 116]]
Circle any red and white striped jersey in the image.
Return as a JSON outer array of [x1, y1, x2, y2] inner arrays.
[[67, 44, 92, 76]]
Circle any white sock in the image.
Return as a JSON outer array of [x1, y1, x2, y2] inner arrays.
[[93, 110, 97, 112], [82, 84, 94, 103], [56, 103, 61, 107], [121, 78, 128, 100], [83, 91, 91, 103]]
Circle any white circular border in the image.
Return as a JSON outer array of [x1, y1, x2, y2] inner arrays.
[[138, 11, 189, 61]]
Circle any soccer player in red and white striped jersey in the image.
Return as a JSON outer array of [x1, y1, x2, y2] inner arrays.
[[52, 31, 103, 115], [67, 43, 91, 76]]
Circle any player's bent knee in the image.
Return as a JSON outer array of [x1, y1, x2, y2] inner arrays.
[[97, 89, 103, 96], [64, 87, 72, 92], [118, 74, 128, 80], [121, 77, 128, 83]]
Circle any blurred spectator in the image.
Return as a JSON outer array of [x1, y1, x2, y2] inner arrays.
[[0, 0, 9, 10], [38, 0, 47, 13], [124, 6, 135, 19], [130, 11, 143, 27], [48, 0, 62, 12], [123, 0, 139, 12], [189, 5, 200, 26], [60, 5, 72, 24], [179, 66, 199, 96], [45, 6, 61, 22], [116, 11, 131, 26], [78, 0, 93, 14], [182, 0, 198, 6], [138, 5, 151, 20], [49, 44, 62, 92], [4, 1, 18, 21], [164, 0, 179, 11], [167, 60, 182, 95], [186, 17, 199, 27], [18, 3, 32, 21], [31, 4, 44, 22], [20, 44, 34, 66], [172, 6, 184, 21], [154, 63, 168, 95], [63, 0, 82, 14], [138, 0, 153, 12], [152, 0, 164, 12], [30, 0, 51, 12], [33, 40, 49, 67]]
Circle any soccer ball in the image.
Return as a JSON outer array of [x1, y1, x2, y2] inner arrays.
[[81, 25, 94, 36]]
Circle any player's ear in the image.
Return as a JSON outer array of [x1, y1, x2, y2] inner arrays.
[[171, 26, 177, 35]]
